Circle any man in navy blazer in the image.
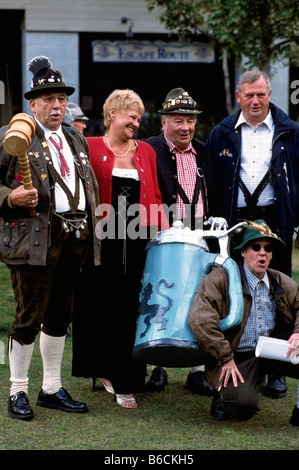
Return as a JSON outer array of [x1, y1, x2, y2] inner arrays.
[[145, 87, 218, 395]]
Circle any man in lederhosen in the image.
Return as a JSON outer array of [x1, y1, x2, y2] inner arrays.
[[0, 56, 100, 420]]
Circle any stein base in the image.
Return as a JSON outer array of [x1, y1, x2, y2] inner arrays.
[[133, 339, 207, 368]]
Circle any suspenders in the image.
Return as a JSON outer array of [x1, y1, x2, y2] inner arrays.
[[239, 169, 270, 209], [176, 168, 208, 230], [52, 164, 81, 212]]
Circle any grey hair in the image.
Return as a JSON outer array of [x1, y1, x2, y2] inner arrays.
[[236, 71, 271, 94]]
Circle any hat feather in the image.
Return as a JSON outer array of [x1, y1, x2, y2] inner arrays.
[[27, 56, 52, 75]]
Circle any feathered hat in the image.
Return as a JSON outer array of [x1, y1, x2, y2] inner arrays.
[[234, 219, 285, 254], [24, 56, 75, 100]]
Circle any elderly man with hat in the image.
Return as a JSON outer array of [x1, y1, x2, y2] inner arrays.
[[0, 56, 100, 420], [145, 88, 218, 394], [188, 220, 299, 424]]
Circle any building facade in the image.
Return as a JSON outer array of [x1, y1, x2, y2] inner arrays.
[[0, 0, 295, 134]]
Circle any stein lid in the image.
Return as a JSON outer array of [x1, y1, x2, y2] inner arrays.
[[146, 221, 209, 251]]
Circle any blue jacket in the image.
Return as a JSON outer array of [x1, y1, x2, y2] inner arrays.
[[206, 103, 299, 240]]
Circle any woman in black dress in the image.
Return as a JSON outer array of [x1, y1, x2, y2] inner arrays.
[[72, 89, 168, 408]]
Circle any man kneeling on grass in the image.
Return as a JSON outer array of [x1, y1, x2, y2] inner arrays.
[[188, 220, 299, 425]]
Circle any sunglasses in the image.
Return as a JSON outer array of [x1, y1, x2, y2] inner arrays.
[[250, 243, 273, 253]]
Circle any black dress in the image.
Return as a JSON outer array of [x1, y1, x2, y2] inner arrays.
[[72, 172, 148, 394]]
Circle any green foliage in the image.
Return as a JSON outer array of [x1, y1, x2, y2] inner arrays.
[[146, 0, 299, 71]]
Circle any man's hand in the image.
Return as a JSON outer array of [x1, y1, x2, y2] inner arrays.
[[219, 358, 245, 389], [9, 186, 38, 208], [287, 333, 299, 359]]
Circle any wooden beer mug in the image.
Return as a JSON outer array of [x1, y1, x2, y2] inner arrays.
[[3, 113, 36, 216]]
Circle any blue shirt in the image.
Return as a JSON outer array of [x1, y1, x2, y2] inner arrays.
[[237, 265, 276, 352]]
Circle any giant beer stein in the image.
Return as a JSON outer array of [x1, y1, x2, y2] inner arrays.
[[133, 218, 246, 367]]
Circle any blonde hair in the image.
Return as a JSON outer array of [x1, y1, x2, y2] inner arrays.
[[103, 89, 145, 129]]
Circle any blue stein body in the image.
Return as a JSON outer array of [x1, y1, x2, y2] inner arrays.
[[133, 222, 244, 367]]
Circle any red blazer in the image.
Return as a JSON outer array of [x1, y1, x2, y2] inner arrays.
[[87, 137, 169, 230]]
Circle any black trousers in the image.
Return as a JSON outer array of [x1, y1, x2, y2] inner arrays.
[[9, 238, 87, 344], [219, 351, 299, 421]]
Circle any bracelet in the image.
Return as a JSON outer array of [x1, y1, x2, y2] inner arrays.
[[7, 193, 16, 209]]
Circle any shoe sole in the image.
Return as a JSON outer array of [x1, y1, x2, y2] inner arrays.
[[290, 418, 299, 426], [265, 390, 287, 398], [36, 400, 88, 413], [8, 409, 34, 421]]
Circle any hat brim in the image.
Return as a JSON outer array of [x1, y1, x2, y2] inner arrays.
[[158, 108, 202, 115], [24, 83, 75, 100], [234, 234, 285, 253], [73, 116, 89, 121]]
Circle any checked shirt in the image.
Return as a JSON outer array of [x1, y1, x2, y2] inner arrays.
[[237, 265, 277, 352]]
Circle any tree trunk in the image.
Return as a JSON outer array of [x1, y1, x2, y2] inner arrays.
[[222, 49, 235, 115]]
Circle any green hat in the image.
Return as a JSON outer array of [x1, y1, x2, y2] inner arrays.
[[24, 56, 75, 100], [158, 87, 201, 115], [234, 219, 285, 253]]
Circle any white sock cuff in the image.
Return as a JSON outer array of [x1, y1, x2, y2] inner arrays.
[[9, 339, 35, 396], [40, 332, 66, 395]]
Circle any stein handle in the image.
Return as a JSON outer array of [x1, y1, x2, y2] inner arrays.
[[204, 255, 243, 330]]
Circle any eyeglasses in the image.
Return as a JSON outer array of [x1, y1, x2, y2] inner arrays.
[[39, 95, 68, 105], [250, 243, 273, 253]]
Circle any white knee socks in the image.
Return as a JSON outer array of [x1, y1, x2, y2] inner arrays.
[[39, 332, 66, 395], [9, 339, 35, 396]]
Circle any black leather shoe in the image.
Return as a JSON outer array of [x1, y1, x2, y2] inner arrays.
[[146, 367, 168, 392], [185, 371, 214, 396], [210, 395, 229, 420], [8, 391, 34, 421], [265, 375, 287, 398], [37, 387, 88, 413], [290, 406, 299, 426]]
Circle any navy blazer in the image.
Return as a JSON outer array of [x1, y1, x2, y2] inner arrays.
[[206, 102, 299, 240]]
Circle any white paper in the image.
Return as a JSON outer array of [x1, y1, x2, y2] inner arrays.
[[255, 336, 299, 364]]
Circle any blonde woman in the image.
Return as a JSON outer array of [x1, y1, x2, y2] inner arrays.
[[72, 90, 168, 408]]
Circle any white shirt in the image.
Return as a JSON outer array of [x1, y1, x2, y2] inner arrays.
[[235, 111, 274, 208], [36, 119, 86, 212]]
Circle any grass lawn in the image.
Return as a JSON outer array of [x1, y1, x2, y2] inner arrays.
[[0, 249, 299, 452]]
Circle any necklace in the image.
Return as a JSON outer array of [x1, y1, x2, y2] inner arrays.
[[106, 136, 131, 158]]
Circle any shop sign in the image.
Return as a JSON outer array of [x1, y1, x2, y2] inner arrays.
[[92, 40, 215, 63]]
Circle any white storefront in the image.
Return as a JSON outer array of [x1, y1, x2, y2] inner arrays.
[[0, 0, 291, 125]]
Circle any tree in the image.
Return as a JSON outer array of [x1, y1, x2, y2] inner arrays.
[[146, 0, 299, 112]]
